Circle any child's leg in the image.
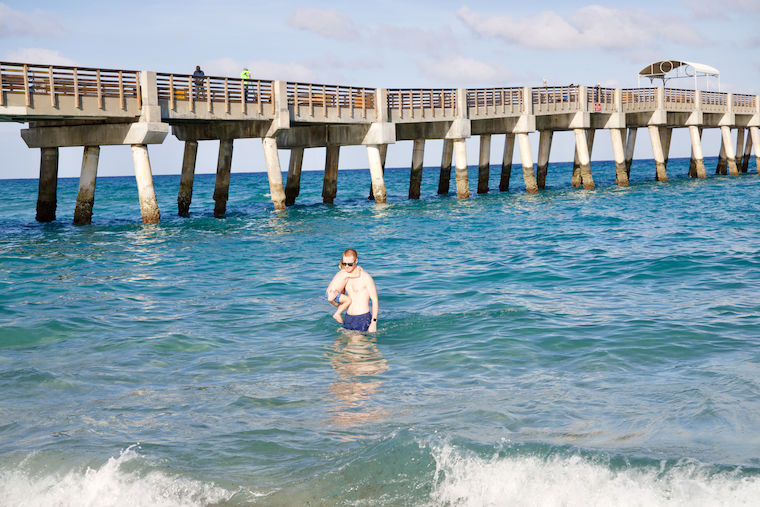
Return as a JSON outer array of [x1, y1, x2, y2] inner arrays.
[[332, 294, 352, 323]]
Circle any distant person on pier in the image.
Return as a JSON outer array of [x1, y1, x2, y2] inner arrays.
[[241, 67, 252, 102], [192, 65, 205, 99], [326, 249, 378, 332]]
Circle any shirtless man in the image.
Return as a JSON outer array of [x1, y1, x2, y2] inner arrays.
[[326, 249, 378, 333]]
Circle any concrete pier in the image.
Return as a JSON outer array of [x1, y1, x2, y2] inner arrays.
[[689, 126, 707, 179], [213, 139, 234, 217], [624, 128, 637, 177], [609, 129, 628, 186], [262, 137, 286, 210], [500, 134, 514, 191], [736, 128, 745, 172], [322, 145, 340, 204], [572, 129, 594, 188], [741, 130, 752, 173], [517, 133, 537, 193], [409, 139, 425, 199], [453, 139, 469, 199], [573, 129, 594, 190], [178, 140, 198, 216], [285, 147, 304, 206], [478, 134, 491, 194], [35, 147, 59, 222], [717, 139, 728, 175], [368, 144, 387, 200], [73, 146, 100, 225], [750, 127, 760, 172], [438, 139, 453, 195], [367, 144, 387, 204], [661, 127, 672, 167], [536, 131, 552, 190], [131, 144, 160, 224], [721, 126, 739, 175], [648, 126, 667, 182]]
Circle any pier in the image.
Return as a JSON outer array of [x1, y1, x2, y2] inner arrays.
[[1, 60, 758, 224]]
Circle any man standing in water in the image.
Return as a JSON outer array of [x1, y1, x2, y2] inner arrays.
[[326, 249, 378, 332]]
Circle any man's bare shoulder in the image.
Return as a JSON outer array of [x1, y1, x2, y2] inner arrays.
[[360, 270, 375, 283]]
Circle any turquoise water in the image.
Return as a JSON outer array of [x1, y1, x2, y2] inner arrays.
[[2, 157, 760, 506]]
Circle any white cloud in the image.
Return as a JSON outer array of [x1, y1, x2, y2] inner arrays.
[[0, 3, 63, 38], [4, 48, 75, 65], [456, 5, 703, 51], [289, 8, 360, 41], [419, 56, 516, 86]]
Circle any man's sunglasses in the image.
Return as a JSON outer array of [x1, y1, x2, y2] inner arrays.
[[341, 261, 355, 267]]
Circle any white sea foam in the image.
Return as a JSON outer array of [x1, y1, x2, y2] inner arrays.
[[429, 444, 760, 507], [0, 447, 235, 507]]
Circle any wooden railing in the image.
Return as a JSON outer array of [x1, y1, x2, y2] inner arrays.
[[664, 88, 695, 111], [287, 82, 375, 118], [467, 87, 523, 115], [621, 88, 657, 112], [156, 73, 273, 114], [700, 91, 727, 113], [387, 88, 457, 119], [0, 61, 140, 109], [586, 86, 616, 112], [532, 86, 580, 113], [733, 93, 756, 113]]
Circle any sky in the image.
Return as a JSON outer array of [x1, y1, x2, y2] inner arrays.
[[2, 0, 760, 180]]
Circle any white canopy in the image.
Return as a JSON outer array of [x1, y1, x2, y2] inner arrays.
[[638, 60, 720, 90]]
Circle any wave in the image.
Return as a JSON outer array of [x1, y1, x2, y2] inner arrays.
[[0, 446, 244, 507], [429, 443, 760, 506]]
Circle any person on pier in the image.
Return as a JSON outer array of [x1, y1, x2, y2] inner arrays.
[[192, 65, 205, 98], [326, 249, 379, 332], [241, 67, 252, 102]]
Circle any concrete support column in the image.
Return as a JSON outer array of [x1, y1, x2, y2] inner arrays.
[[213, 139, 234, 217], [73, 146, 100, 225], [409, 139, 425, 199], [322, 145, 340, 204], [717, 137, 727, 175], [500, 133, 514, 191], [609, 129, 628, 186], [573, 129, 594, 189], [688, 126, 706, 179], [131, 144, 160, 224], [536, 130, 553, 190], [625, 128, 637, 178], [517, 132, 537, 193], [369, 144, 387, 200], [750, 126, 760, 173], [36, 147, 59, 222], [453, 138, 470, 199], [660, 127, 673, 167], [741, 130, 752, 173], [736, 128, 746, 172], [648, 126, 668, 182], [572, 129, 594, 188], [178, 140, 198, 216], [262, 137, 286, 210], [367, 144, 387, 204], [721, 126, 739, 175], [285, 147, 304, 206], [478, 134, 491, 194], [438, 139, 453, 194]]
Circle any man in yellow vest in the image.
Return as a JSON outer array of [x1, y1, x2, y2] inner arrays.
[[241, 67, 251, 102]]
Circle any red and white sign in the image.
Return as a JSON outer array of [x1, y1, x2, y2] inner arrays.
[[594, 103, 602, 112]]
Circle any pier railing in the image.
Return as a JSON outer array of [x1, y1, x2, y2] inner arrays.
[[287, 82, 375, 120], [156, 73, 273, 114], [733, 93, 756, 114], [587, 86, 617, 113], [621, 88, 657, 112], [467, 87, 523, 117], [387, 88, 457, 120], [532, 86, 580, 113], [0, 61, 140, 110], [700, 91, 727, 113], [664, 88, 695, 111]]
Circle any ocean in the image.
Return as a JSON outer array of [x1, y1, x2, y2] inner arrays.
[[1, 157, 760, 506]]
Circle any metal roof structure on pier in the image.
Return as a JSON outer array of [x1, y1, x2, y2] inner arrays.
[[638, 60, 720, 90]]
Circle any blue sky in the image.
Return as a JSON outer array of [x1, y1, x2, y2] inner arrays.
[[2, 0, 759, 180]]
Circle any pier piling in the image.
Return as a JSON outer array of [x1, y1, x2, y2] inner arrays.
[[717, 138, 728, 175], [453, 139, 469, 199], [285, 147, 304, 206], [573, 129, 595, 190], [35, 147, 59, 222], [213, 139, 233, 217], [368, 144, 387, 200], [409, 139, 425, 199], [517, 133, 538, 193], [262, 138, 286, 210], [438, 139, 453, 195], [322, 145, 340, 204], [73, 146, 100, 225], [610, 129, 628, 186], [178, 140, 198, 216], [750, 127, 760, 173], [721, 126, 739, 175], [536, 131, 552, 190], [689, 126, 707, 179], [741, 131, 752, 173], [131, 144, 160, 224], [572, 129, 594, 188], [367, 144, 387, 204], [478, 134, 491, 194], [500, 134, 514, 191], [624, 128, 637, 178], [648, 126, 668, 182]]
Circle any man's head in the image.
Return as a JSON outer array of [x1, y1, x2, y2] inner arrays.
[[341, 249, 358, 272], [195, 65, 201, 71]]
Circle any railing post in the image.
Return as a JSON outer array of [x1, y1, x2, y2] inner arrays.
[[48, 66, 55, 107], [23, 64, 30, 106], [522, 87, 532, 115], [118, 70, 125, 110], [96, 69, 102, 109], [73, 68, 79, 108]]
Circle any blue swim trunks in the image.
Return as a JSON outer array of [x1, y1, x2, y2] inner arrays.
[[343, 312, 372, 332], [326, 290, 341, 304]]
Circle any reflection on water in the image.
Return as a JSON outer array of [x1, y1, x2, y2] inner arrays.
[[326, 332, 389, 430]]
